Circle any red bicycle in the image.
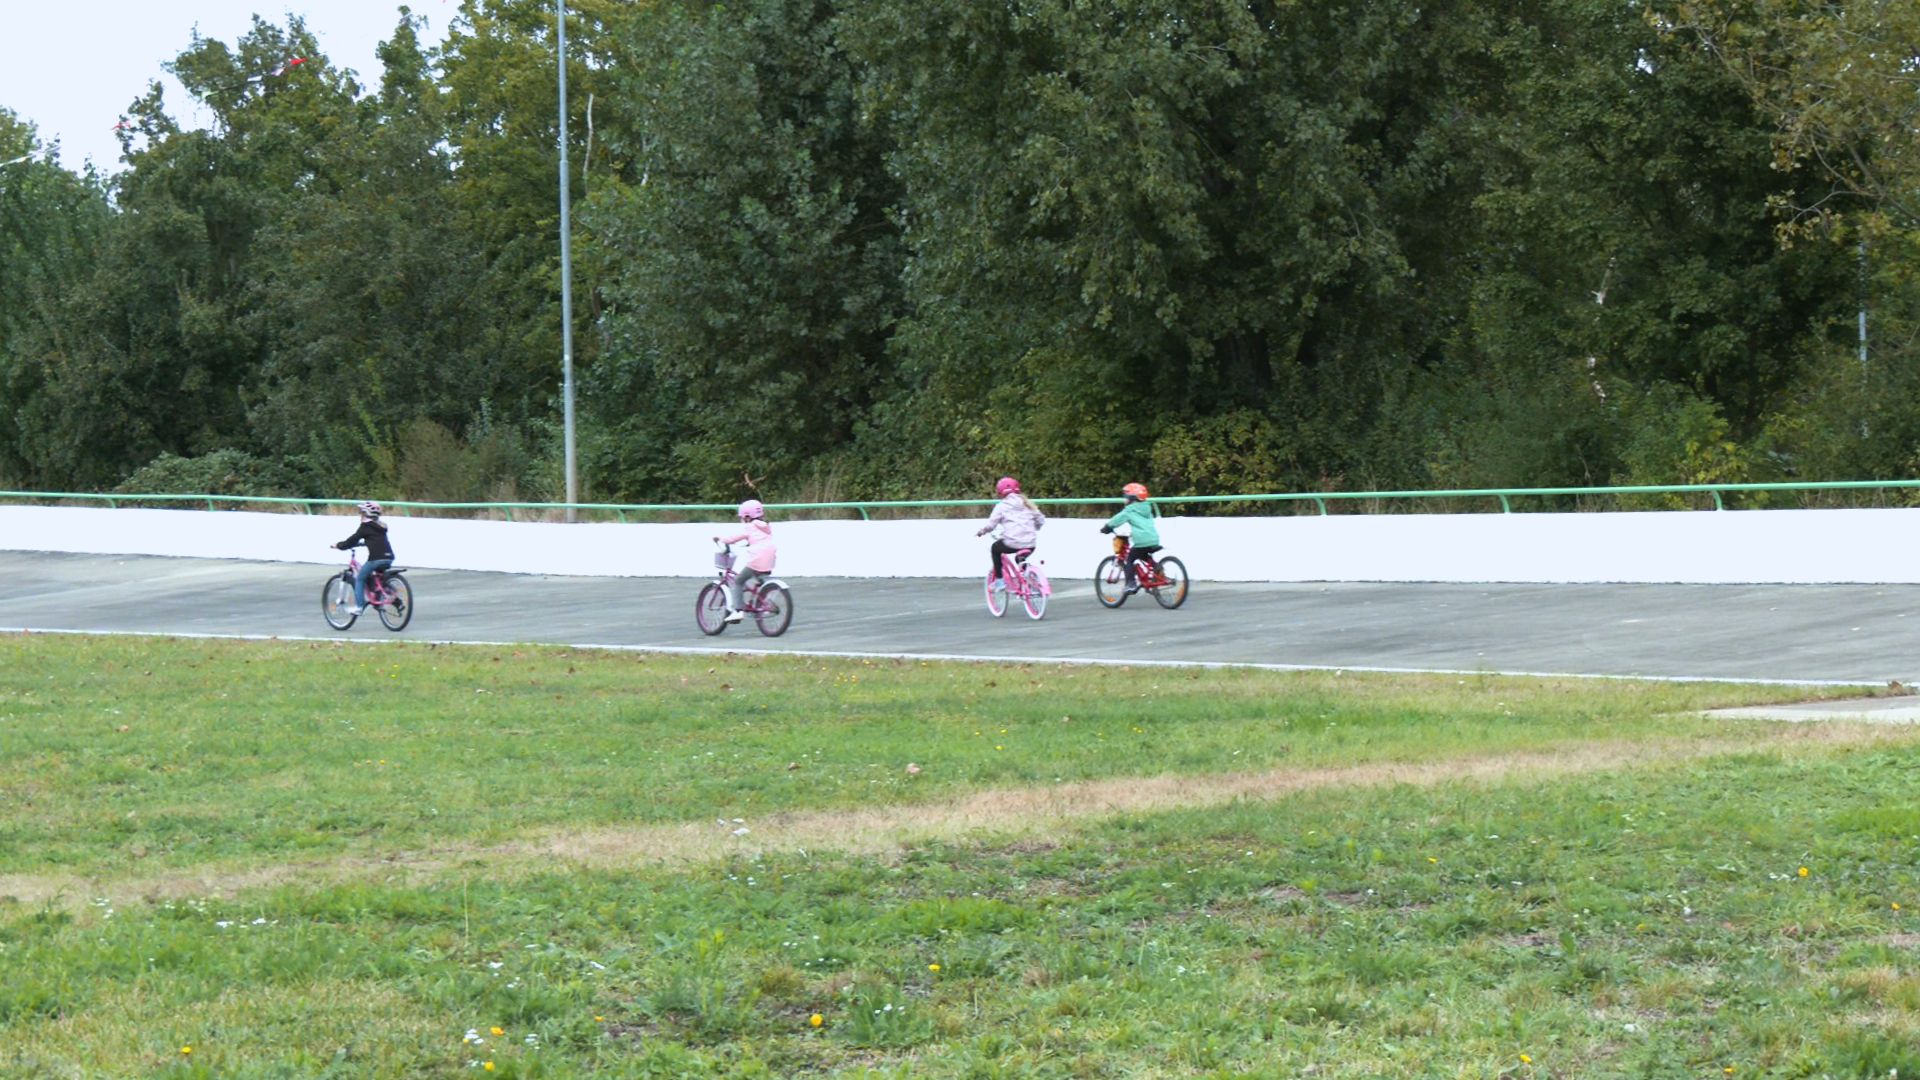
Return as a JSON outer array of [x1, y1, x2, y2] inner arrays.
[[1094, 537, 1188, 609]]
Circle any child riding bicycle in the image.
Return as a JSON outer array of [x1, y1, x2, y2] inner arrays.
[[714, 499, 777, 623], [1098, 482, 1158, 594], [332, 501, 394, 615], [975, 476, 1046, 590]]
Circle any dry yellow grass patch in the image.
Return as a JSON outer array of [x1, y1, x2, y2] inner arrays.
[[4, 722, 1913, 913]]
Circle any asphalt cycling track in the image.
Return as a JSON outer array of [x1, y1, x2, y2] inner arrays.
[[4, 551, 1919, 689]]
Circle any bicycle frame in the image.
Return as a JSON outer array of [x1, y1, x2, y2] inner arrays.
[[997, 548, 1052, 598], [713, 545, 788, 612], [1110, 538, 1168, 588], [344, 552, 397, 605]]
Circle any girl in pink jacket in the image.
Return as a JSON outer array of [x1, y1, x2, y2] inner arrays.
[[716, 499, 777, 622], [975, 476, 1046, 589]]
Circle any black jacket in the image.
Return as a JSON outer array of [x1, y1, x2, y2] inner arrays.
[[335, 520, 394, 562]]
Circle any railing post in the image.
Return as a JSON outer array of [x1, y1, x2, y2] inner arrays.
[[1313, 498, 1327, 516], [1498, 494, 1511, 513], [1711, 490, 1724, 510]]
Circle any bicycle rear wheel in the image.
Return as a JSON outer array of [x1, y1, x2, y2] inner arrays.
[[754, 584, 793, 637], [322, 574, 357, 630], [1149, 556, 1188, 609], [377, 574, 414, 630], [1021, 567, 1047, 620], [984, 571, 1008, 617], [695, 583, 729, 635], [1093, 556, 1128, 608]]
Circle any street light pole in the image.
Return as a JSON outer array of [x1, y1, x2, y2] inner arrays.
[[557, 0, 578, 521]]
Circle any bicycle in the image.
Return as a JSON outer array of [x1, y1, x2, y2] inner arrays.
[[1094, 537, 1188, 609], [322, 552, 413, 631], [984, 539, 1050, 619], [695, 542, 793, 637]]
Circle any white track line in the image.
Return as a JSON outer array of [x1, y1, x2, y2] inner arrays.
[[0, 625, 1890, 688]]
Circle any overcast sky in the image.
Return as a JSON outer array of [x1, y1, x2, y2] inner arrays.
[[0, 1, 455, 175]]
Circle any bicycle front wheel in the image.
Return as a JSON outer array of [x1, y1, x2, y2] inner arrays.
[[377, 574, 414, 631], [1149, 556, 1189, 609], [696, 583, 729, 635], [322, 575, 357, 630], [984, 572, 1008, 617], [1021, 567, 1047, 620], [755, 585, 793, 637], [1093, 556, 1128, 608]]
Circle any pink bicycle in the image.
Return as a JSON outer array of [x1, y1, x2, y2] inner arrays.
[[985, 540, 1050, 619], [322, 552, 413, 631], [696, 542, 792, 636]]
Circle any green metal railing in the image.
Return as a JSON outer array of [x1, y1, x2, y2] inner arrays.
[[3, 479, 1919, 520]]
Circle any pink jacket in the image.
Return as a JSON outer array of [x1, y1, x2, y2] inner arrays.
[[981, 495, 1046, 548], [721, 519, 778, 572]]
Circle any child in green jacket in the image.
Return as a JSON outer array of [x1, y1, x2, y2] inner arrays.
[[1098, 482, 1160, 593]]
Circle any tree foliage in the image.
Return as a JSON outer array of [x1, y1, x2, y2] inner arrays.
[[0, 0, 1911, 503]]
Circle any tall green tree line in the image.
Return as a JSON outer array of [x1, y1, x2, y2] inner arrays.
[[0, 0, 1912, 505]]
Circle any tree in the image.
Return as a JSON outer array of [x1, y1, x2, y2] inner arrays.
[[0, 110, 114, 486], [584, 0, 906, 499]]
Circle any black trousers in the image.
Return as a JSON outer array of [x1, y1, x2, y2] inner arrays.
[[989, 539, 1031, 577], [1123, 545, 1161, 586]]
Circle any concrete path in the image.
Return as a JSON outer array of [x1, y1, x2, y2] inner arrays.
[[5, 552, 1920, 687], [1705, 697, 1920, 723]]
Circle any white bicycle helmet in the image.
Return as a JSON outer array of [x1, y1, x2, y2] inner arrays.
[[357, 500, 382, 518]]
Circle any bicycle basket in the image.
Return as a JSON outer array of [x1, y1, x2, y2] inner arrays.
[[713, 550, 736, 571], [1112, 536, 1128, 555]]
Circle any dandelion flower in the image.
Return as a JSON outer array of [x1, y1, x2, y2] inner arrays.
[[1427, 857, 1438, 864], [484, 1062, 495, 1072], [809, 1013, 824, 1027], [490, 1026, 504, 1037], [595, 1015, 605, 1022], [929, 963, 940, 972], [1520, 1053, 1531, 1064], [181, 1046, 192, 1056], [1798, 866, 1809, 878], [1894, 902, 1902, 911]]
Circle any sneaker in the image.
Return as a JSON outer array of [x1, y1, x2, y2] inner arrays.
[[1123, 585, 1140, 596], [345, 605, 363, 615], [723, 609, 745, 624], [991, 579, 1007, 592]]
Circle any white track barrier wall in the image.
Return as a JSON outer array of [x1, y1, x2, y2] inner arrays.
[[0, 504, 1913, 583]]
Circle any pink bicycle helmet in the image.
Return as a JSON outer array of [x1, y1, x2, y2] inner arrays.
[[995, 476, 1021, 497], [737, 498, 765, 520]]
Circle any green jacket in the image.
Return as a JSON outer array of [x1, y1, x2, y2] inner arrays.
[[1104, 501, 1160, 547]]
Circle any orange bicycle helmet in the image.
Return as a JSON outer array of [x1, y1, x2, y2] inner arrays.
[[1121, 482, 1149, 501]]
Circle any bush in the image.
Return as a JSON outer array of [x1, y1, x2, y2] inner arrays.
[[1149, 410, 1303, 513], [393, 416, 552, 507], [1608, 381, 1758, 508], [114, 450, 306, 503]]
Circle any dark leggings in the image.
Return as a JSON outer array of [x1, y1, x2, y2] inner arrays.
[[989, 540, 1031, 578], [1124, 545, 1161, 587]]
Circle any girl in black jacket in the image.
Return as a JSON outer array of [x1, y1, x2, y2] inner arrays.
[[333, 501, 395, 614]]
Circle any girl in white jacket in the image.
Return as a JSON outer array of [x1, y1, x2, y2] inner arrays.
[[975, 476, 1047, 590]]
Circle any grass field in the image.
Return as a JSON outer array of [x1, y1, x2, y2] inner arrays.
[[3, 633, 1919, 1078]]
